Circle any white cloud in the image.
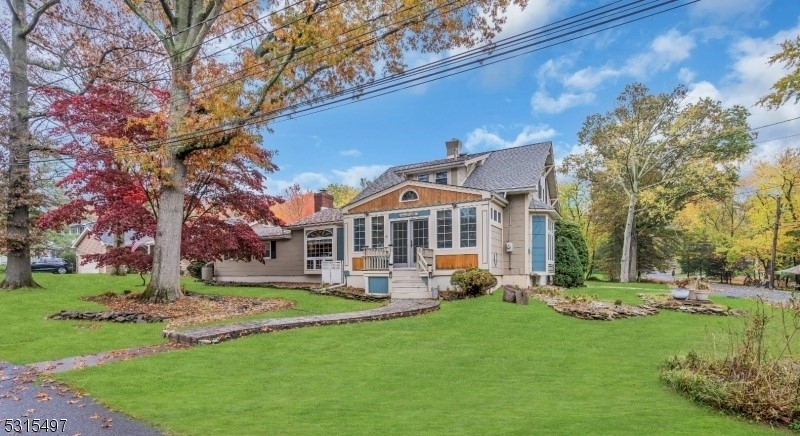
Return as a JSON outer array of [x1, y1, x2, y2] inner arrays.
[[679, 23, 800, 166], [332, 165, 390, 186], [685, 80, 722, 102], [560, 29, 696, 92], [689, 0, 771, 22], [339, 149, 362, 157], [652, 29, 696, 63], [531, 90, 595, 114], [267, 172, 331, 193], [491, 0, 574, 41], [464, 124, 557, 152], [678, 67, 696, 83], [563, 65, 619, 91]]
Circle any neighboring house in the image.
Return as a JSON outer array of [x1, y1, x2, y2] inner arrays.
[[214, 139, 560, 299], [72, 229, 154, 274]]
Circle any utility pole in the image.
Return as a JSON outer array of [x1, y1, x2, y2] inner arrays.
[[769, 195, 781, 290]]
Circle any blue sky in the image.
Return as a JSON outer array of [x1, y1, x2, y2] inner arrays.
[[264, 0, 800, 194]]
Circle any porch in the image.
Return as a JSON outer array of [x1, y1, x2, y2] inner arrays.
[[352, 247, 478, 299]]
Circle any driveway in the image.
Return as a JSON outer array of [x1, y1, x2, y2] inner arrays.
[[0, 361, 161, 435], [646, 272, 795, 304]]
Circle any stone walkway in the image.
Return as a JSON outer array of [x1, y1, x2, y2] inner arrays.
[[166, 298, 440, 345], [6, 298, 438, 434], [29, 344, 187, 374]]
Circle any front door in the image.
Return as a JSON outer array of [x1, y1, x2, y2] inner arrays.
[[391, 219, 428, 268], [391, 221, 409, 267]]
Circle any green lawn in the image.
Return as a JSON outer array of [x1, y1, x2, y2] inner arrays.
[[31, 279, 784, 435], [0, 273, 380, 363]]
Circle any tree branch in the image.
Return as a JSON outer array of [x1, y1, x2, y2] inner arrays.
[[157, 0, 176, 26], [123, 0, 173, 53], [0, 35, 10, 59], [21, 0, 60, 38]]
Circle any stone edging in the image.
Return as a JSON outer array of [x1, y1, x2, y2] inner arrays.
[[165, 299, 439, 345], [203, 281, 389, 302]]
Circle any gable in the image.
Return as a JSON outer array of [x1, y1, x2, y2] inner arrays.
[[348, 184, 483, 214]]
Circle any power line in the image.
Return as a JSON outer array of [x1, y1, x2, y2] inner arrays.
[[26, 0, 696, 164]]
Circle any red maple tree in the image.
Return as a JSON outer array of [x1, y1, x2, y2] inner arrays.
[[39, 85, 282, 274]]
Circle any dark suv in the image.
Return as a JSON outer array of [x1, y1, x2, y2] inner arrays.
[[31, 258, 74, 274]]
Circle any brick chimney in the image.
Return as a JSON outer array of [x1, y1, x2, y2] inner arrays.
[[314, 189, 334, 211], [446, 138, 461, 159]]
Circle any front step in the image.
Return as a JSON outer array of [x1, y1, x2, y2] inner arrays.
[[391, 269, 432, 299]]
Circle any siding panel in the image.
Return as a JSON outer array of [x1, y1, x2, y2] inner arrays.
[[350, 186, 481, 214], [435, 254, 478, 270]]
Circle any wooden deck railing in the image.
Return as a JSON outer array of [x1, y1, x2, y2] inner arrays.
[[417, 247, 434, 277], [364, 247, 391, 271]]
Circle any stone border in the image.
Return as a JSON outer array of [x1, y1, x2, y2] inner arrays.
[[165, 299, 439, 345], [203, 281, 390, 302]]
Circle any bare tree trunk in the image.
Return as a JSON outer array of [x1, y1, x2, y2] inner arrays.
[[630, 228, 638, 282], [1, 0, 39, 289], [619, 193, 637, 283]]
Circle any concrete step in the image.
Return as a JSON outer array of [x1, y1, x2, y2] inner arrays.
[[392, 290, 434, 299]]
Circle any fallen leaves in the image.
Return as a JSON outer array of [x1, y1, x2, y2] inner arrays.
[[81, 291, 296, 329]]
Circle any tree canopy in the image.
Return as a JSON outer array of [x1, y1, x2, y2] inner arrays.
[[563, 83, 754, 282]]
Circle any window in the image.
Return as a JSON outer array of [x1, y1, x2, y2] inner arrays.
[[400, 190, 419, 202], [437, 210, 452, 248], [435, 171, 448, 185], [371, 216, 384, 247], [416, 174, 429, 182], [263, 241, 276, 259], [547, 218, 555, 262], [353, 218, 366, 252], [491, 208, 502, 224], [306, 229, 333, 270], [459, 207, 476, 247]]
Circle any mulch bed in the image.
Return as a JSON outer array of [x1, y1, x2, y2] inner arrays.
[[49, 292, 295, 329], [527, 288, 659, 320], [638, 293, 744, 316]]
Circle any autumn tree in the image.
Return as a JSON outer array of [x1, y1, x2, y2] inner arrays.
[[0, 0, 66, 288], [326, 183, 361, 208], [759, 35, 800, 109], [112, 0, 526, 301], [276, 183, 310, 224], [0, 0, 157, 288], [564, 83, 754, 282], [733, 148, 800, 272], [38, 85, 279, 276]]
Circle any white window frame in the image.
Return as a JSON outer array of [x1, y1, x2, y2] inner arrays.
[[305, 228, 334, 272]]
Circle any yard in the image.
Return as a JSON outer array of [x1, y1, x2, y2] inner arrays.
[[0, 274, 788, 434]]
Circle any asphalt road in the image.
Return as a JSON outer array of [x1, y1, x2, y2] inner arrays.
[[0, 361, 161, 436]]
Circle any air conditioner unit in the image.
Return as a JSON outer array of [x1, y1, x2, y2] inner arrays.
[[505, 242, 513, 253]]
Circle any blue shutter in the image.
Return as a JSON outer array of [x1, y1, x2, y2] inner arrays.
[[336, 227, 344, 261]]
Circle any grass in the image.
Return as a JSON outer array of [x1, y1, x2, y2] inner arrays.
[[0, 273, 380, 364], [37, 279, 786, 435]]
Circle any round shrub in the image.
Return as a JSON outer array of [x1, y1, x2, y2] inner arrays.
[[553, 235, 584, 288], [450, 268, 497, 297]]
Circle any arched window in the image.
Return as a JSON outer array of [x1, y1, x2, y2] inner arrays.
[[400, 189, 419, 202], [305, 228, 334, 270]]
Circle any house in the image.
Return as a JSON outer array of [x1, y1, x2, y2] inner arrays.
[[72, 228, 154, 274], [213, 193, 340, 283], [213, 139, 560, 299]]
